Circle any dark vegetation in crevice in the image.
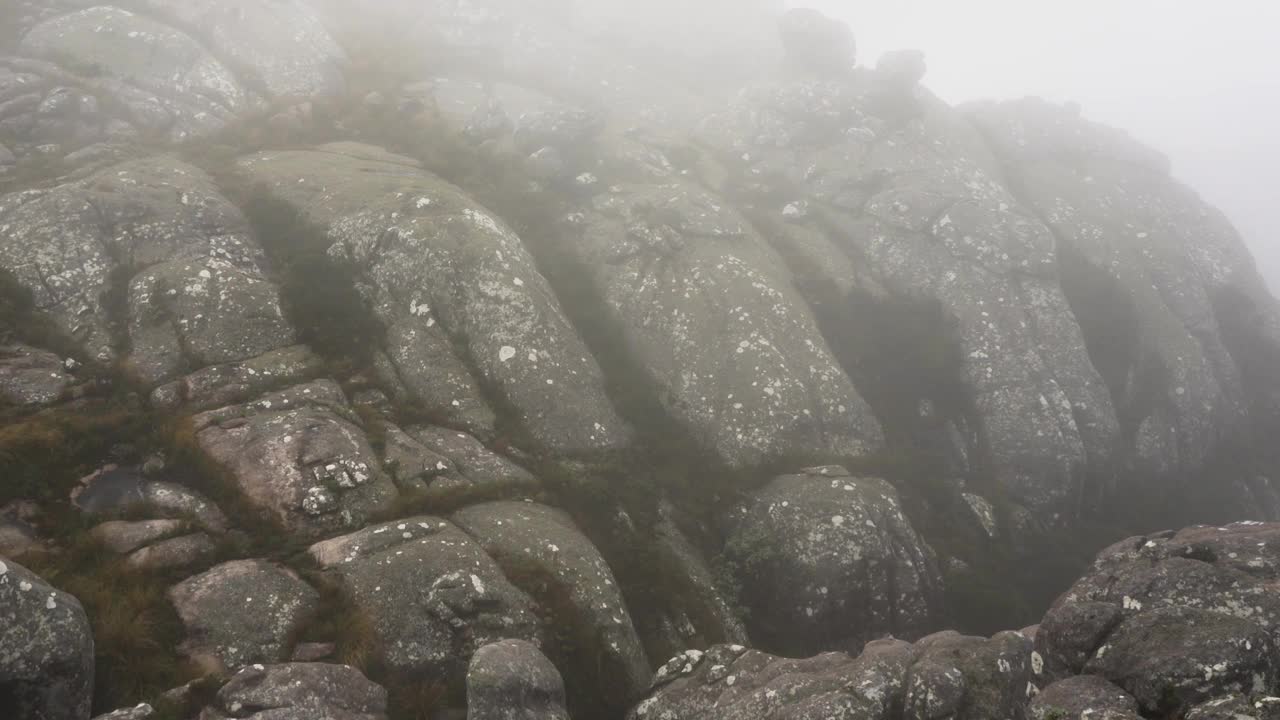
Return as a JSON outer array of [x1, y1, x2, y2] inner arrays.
[[233, 189, 383, 368]]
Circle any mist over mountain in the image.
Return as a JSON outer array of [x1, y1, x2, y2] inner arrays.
[[1, 2, 1279, 719]]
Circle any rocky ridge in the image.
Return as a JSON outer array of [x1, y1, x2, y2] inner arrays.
[[1, 1, 1279, 719]]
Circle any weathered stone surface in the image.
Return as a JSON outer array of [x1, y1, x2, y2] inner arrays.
[[723, 467, 943, 655], [130, 0, 346, 101], [19, 8, 255, 143], [1038, 522, 1280, 715], [453, 501, 651, 715], [0, 156, 294, 381], [169, 559, 319, 669], [384, 424, 538, 502], [630, 501, 749, 665], [91, 518, 185, 554], [92, 704, 154, 720], [199, 663, 387, 720], [467, 639, 569, 720], [698, 67, 1119, 527], [3, 1, 343, 162], [629, 630, 1031, 720], [1085, 605, 1277, 716], [308, 516, 542, 682], [150, 345, 324, 412], [0, 344, 73, 407], [0, 556, 94, 720], [192, 380, 397, 540], [236, 143, 631, 459], [570, 179, 882, 470], [970, 98, 1280, 511], [123, 531, 216, 572], [1029, 675, 1140, 720]]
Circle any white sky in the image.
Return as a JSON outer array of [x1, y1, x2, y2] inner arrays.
[[789, 1, 1280, 290]]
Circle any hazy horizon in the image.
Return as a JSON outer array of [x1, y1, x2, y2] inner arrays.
[[792, 0, 1280, 291]]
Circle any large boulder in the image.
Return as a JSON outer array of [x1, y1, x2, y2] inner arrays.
[[467, 639, 569, 720], [169, 559, 320, 670], [0, 156, 295, 382], [307, 516, 542, 685], [722, 466, 943, 655], [235, 143, 631, 461], [199, 663, 387, 720], [0, 344, 75, 407], [453, 501, 651, 716], [192, 380, 396, 539], [0, 556, 94, 720]]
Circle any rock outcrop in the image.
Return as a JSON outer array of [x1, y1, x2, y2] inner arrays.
[[169, 559, 319, 670], [467, 639, 569, 720], [723, 466, 943, 655], [235, 143, 631, 461], [199, 663, 387, 720], [308, 516, 542, 684], [0, 557, 94, 720], [453, 501, 651, 716]]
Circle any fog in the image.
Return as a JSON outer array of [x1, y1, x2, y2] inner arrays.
[[794, 0, 1280, 290]]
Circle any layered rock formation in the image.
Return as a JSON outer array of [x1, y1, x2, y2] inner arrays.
[[1, 1, 1279, 719]]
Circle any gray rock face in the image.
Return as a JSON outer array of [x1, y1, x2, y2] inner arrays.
[[629, 630, 1033, 720], [236, 143, 631, 460], [0, 156, 294, 382], [779, 9, 856, 76], [723, 467, 943, 655], [453, 501, 651, 715], [2, 1, 343, 162], [467, 639, 569, 720], [0, 343, 73, 407], [698, 69, 1119, 527], [150, 345, 325, 413], [308, 516, 542, 682], [192, 380, 397, 539], [970, 98, 1280, 510], [571, 179, 882, 470], [19, 8, 256, 143], [129, 0, 346, 101], [1029, 675, 1140, 720], [123, 531, 216, 572], [384, 424, 539, 503], [199, 663, 387, 720], [169, 559, 320, 670], [1038, 522, 1280, 715], [0, 556, 94, 720]]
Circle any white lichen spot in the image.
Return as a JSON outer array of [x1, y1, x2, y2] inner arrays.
[[46, 593, 57, 610], [499, 346, 516, 362], [470, 574, 486, 595]]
